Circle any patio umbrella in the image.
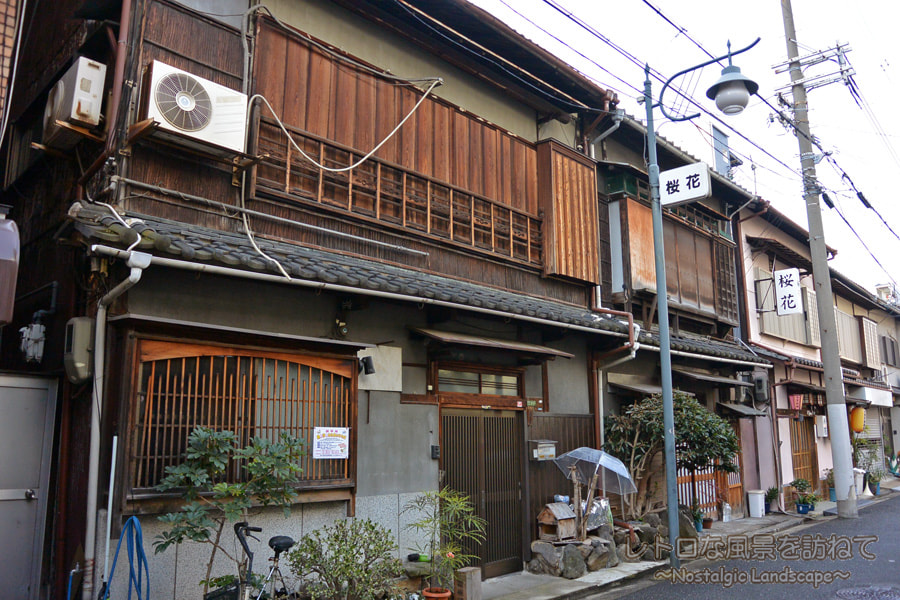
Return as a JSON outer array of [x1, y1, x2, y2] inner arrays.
[[553, 447, 638, 495]]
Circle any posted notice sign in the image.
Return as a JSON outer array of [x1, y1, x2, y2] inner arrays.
[[313, 427, 350, 459], [659, 162, 711, 207]]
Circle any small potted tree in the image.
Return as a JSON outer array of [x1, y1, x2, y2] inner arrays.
[[689, 503, 704, 533], [764, 487, 779, 513], [403, 486, 486, 599], [153, 427, 305, 597]]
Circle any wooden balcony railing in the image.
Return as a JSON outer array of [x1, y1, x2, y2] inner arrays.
[[254, 118, 543, 265]]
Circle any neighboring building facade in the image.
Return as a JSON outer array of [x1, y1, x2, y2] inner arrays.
[[593, 118, 770, 515], [736, 201, 900, 498]]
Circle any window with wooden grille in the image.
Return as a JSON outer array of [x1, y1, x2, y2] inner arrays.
[[130, 340, 355, 493]]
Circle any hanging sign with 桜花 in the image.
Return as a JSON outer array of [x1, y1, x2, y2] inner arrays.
[[774, 267, 803, 316]]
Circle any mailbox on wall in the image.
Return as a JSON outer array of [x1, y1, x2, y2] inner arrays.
[[529, 439, 557, 461]]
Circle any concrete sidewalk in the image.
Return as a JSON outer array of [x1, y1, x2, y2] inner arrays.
[[482, 476, 900, 600]]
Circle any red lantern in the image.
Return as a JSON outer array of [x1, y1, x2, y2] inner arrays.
[[849, 407, 865, 433]]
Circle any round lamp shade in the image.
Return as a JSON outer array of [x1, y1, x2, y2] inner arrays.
[[849, 406, 866, 433], [706, 65, 758, 116]]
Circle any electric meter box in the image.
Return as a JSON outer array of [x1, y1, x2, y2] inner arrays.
[[64, 317, 94, 383]]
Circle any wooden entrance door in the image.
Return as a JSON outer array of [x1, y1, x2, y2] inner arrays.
[[789, 417, 818, 486], [441, 409, 524, 579]]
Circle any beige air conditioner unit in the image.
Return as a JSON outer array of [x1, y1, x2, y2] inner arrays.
[[42, 57, 108, 149], [139, 60, 247, 155]]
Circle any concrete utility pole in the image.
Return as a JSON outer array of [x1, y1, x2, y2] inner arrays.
[[780, 0, 857, 518]]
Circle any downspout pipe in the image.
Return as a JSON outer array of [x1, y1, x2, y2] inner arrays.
[[82, 250, 151, 600]]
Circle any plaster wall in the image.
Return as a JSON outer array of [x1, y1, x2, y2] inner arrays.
[[263, 0, 539, 140]]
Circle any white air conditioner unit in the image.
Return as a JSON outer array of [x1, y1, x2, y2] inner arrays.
[[42, 57, 107, 149], [140, 60, 247, 155]]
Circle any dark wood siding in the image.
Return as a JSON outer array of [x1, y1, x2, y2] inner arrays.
[[525, 413, 594, 544], [140, 1, 243, 88], [625, 197, 738, 325], [538, 140, 600, 284], [253, 18, 539, 213]]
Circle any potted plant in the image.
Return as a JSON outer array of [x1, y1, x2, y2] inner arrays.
[[867, 468, 884, 495], [403, 486, 486, 599], [288, 518, 403, 600], [689, 503, 704, 533], [795, 492, 818, 514], [823, 468, 836, 501], [764, 487, 779, 513], [789, 478, 813, 514]]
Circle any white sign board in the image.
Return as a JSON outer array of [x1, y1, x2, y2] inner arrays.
[[312, 427, 350, 459], [774, 267, 803, 316], [659, 162, 711, 207]]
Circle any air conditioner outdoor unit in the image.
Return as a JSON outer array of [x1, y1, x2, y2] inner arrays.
[[140, 60, 247, 155], [42, 57, 107, 149]]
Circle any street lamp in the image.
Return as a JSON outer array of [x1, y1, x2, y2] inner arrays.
[[642, 38, 759, 568]]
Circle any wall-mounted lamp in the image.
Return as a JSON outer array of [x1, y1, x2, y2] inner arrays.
[[359, 355, 375, 375]]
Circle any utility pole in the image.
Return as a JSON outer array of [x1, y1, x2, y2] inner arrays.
[[780, 0, 857, 518]]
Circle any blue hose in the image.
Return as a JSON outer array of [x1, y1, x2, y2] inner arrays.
[[102, 516, 150, 600]]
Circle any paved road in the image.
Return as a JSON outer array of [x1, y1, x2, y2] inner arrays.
[[591, 493, 900, 600]]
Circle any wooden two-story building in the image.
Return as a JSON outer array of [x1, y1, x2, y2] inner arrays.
[[0, 1, 769, 597]]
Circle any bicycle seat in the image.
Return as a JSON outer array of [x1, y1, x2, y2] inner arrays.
[[269, 535, 295, 554]]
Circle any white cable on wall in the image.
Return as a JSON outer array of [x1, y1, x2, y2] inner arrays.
[[248, 78, 442, 174]]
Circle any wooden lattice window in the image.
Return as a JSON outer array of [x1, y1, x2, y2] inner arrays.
[[130, 340, 355, 492]]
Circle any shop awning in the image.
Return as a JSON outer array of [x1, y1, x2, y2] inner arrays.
[[410, 328, 574, 359], [672, 367, 753, 387], [844, 396, 871, 407], [609, 381, 663, 396], [718, 402, 768, 417], [774, 380, 825, 393]]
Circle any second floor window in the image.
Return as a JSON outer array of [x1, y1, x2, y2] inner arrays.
[[882, 335, 899, 367]]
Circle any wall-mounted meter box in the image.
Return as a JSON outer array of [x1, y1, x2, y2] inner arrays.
[[64, 317, 94, 383], [815, 415, 829, 438]]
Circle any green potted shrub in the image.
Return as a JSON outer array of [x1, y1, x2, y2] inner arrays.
[[287, 518, 403, 600], [689, 503, 704, 533], [403, 486, 486, 599], [789, 478, 814, 514], [823, 468, 836, 501], [796, 492, 818, 514], [867, 468, 884, 495], [764, 487, 779, 513]]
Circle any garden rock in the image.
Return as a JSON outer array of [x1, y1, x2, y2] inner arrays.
[[529, 541, 561, 576], [586, 539, 613, 571], [561, 544, 586, 579], [644, 513, 661, 528]]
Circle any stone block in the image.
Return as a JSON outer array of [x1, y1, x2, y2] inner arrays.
[[561, 544, 586, 579]]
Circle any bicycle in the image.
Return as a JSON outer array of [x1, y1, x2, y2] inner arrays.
[[233, 522, 296, 600]]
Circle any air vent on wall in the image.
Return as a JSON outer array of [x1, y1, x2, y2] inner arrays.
[[140, 60, 247, 155]]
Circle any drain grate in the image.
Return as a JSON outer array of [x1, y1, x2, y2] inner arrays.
[[836, 587, 900, 600]]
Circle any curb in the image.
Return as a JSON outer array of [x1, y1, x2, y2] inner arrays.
[[545, 513, 817, 600]]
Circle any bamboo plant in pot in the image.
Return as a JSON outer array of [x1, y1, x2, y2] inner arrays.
[[403, 486, 486, 599]]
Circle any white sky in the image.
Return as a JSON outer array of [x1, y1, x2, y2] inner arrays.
[[466, 0, 900, 294]]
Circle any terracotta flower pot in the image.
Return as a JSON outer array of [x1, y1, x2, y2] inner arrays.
[[422, 587, 452, 600]]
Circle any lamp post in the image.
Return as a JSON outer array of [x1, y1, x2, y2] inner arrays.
[[641, 39, 759, 568]]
